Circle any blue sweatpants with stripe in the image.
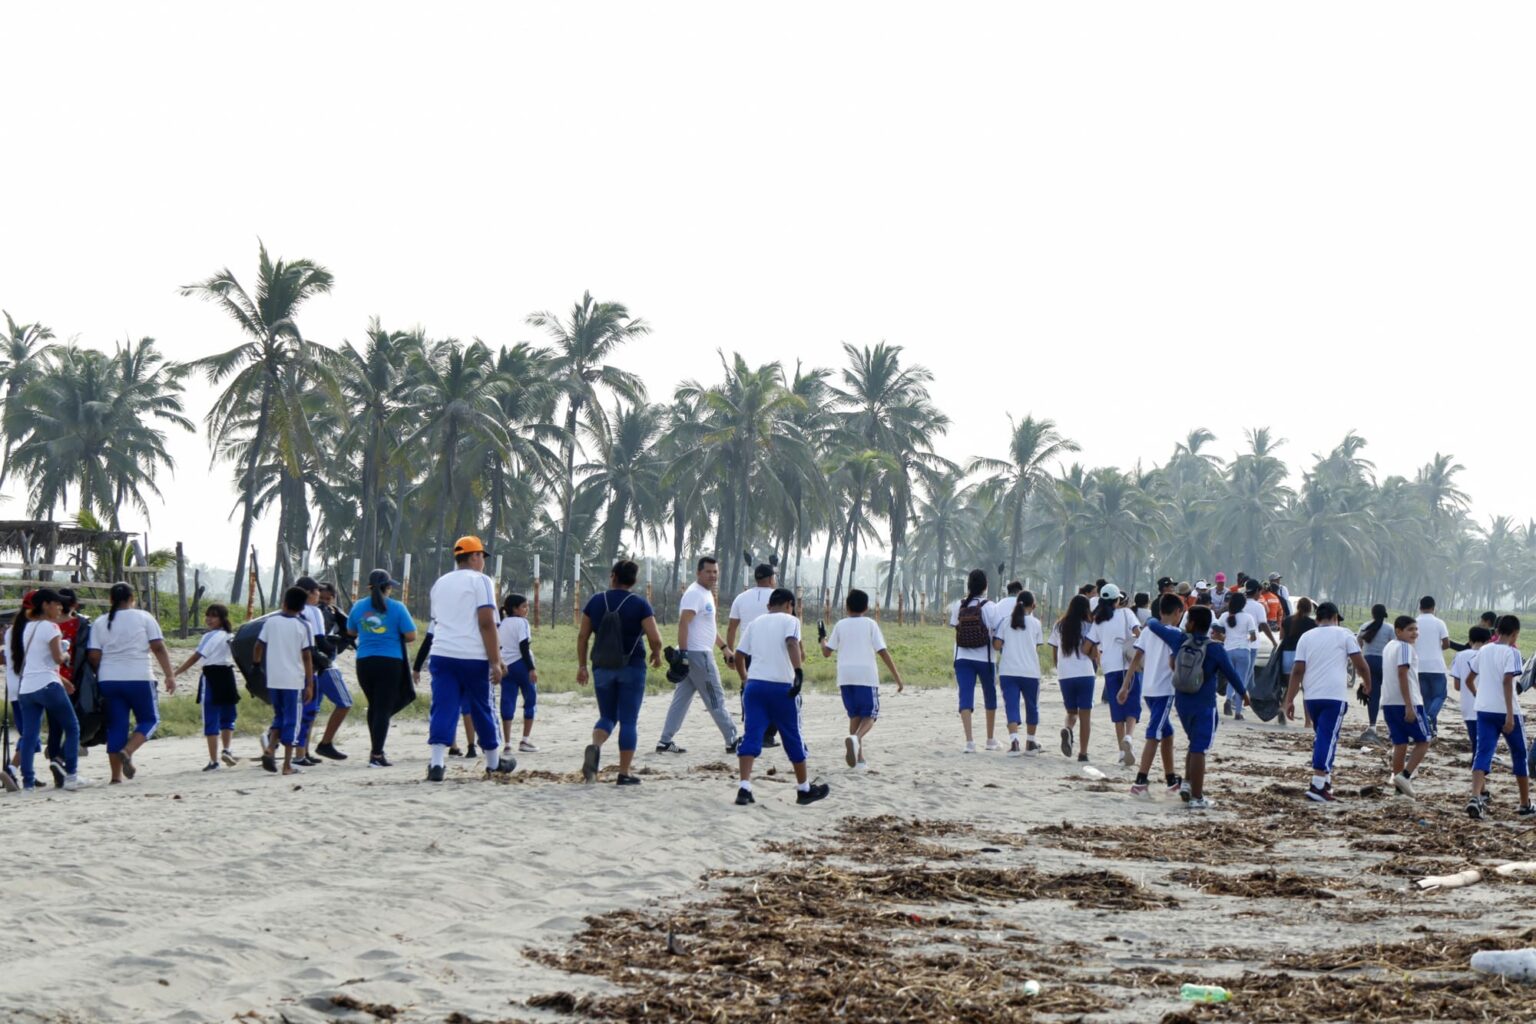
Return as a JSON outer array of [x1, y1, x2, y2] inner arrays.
[[1305, 698, 1348, 775], [429, 656, 500, 750]]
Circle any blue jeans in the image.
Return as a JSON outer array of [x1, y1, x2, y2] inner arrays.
[[18, 684, 79, 788], [593, 664, 647, 752], [1419, 673, 1448, 736], [1224, 648, 1254, 703], [1363, 655, 1384, 726]]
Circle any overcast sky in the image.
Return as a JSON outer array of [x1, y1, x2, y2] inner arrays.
[[3, 2, 1533, 571]]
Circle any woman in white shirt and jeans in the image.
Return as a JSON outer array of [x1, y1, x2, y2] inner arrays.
[[87, 583, 177, 784], [9, 589, 86, 791]]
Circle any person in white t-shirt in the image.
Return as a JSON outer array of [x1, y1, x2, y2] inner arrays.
[[1048, 594, 1100, 763], [819, 588, 903, 769], [1283, 602, 1371, 803], [253, 587, 316, 776], [1092, 585, 1142, 765], [992, 587, 1044, 755], [657, 557, 739, 754], [1125, 593, 1187, 798], [950, 569, 998, 753], [1467, 615, 1533, 818], [733, 589, 828, 807], [1451, 626, 1489, 771], [496, 593, 539, 757], [727, 564, 781, 747], [424, 536, 511, 782], [1413, 596, 1453, 737], [87, 582, 177, 785], [7, 589, 87, 791], [1379, 616, 1429, 798], [173, 603, 240, 771]]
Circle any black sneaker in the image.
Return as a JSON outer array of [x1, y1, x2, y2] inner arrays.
[[449, 746, 463, 757], [1077, 753, 1089, 763], [735, 786, 755, 806], [121, 753, 136, 780], [220, 750, 238, 766], [1467, 797, 1486, 819], [486, 758, 516, 777], [48, 759, 66, 788], [1060, 727, 1074, 757], [295, 755, 321, 767], [725, 738, 740, 755], [655, 740, 686, 754], [202, 761, 220, 772], [368, 755, 391, 768], [582, 743, 601, 783], [763, 737, 780, 748], [261, 753, 278, 774], [796, 782, 831, 806], [315, 742, 347, 761], [1306, 783, 1335, 803], [426, 764, 446, 782], [466, 743, 478, 758], [616, 774, 641, 786]]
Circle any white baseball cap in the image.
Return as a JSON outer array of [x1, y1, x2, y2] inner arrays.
[[1099, 584, 1122, 601]]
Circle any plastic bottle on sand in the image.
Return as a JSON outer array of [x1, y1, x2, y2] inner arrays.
[[1180, 984, 1231, 1003], [1471, 949, 1536, 982]]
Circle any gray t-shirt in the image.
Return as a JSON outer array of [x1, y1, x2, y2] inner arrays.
[[1357, 623, 1394, 658]]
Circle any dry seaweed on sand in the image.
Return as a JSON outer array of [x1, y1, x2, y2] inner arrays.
[[1170, 867, 1337, 900], [763, 815, 983, 863], [327, 994, 402, 1019], [1156, 970, 1536, 1023], [1031, 819, 1278, 864], [1270, 926, 1536, 973]]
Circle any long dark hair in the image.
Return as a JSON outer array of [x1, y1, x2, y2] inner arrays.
[[1360, 603, 1388, 643], [1093, 595, 1118, 625], [502, 593, 527, 618], [107, 582, 134, 628], [10, 589, 60, 674], [965, 568, 987, 602], [1010, 590, 1036, 630], [206, 603, 233, 633], [1057, 594, 1092, 657], [369, 582, 389, 614], [1225, 592, 1247, 628]]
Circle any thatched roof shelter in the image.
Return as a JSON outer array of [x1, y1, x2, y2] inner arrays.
[[0, 519, 134, 558]]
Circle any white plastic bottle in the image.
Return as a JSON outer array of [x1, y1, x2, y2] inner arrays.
[[1471, 949, 1536, 982]]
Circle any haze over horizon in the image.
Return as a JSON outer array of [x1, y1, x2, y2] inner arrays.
[[4, 2, 1533, 574]]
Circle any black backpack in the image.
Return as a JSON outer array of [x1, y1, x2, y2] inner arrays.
[[591, 593, 638, 670], [1172, 634, 1209, 695]]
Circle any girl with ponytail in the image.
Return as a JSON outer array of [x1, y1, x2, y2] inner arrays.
[[10, 589, 86, 790], [173, 604, 240, 770], [992, 587, 1044, 754], [86, 582, 177, 784], [345, 569, 419, 767]]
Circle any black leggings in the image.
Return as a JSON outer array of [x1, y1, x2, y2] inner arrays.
[[356, 657, 404, 756]]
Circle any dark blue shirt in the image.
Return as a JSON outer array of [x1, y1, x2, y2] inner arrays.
[[581, 589, 656, 668], [1144, 620, 1243, 705]]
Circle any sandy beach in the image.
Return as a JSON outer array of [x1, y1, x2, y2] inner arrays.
[[2, 663, 1533, 1023]]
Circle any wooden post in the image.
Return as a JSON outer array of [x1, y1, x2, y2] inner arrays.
[[190, 569, 204, 627], [493, 554, 503, 606], [350, 558, 361, 603], [645, 559, 653, 611], [572, 554, 581, 627], [533, 554, 541, 629], [898, 589, 905, 627], [175, 542, 188, 638], [247, 546, 260, 617]]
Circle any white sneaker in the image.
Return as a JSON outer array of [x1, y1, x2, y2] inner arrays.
[[856, 761, 870, 771], [844, 736, 860, 767], [518, 740, 539, 753], [963, 741, 976, 754], [1392, 772, 1417, 798], [62, 775, 90, 791], [1120, 736, 1134, 765], [1008, 736, 1023, 757], [985, 738, 1003, 752], [1188, 796, 1215, 810]]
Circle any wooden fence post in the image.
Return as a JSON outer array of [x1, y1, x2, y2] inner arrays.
[[175, 542, 189, 637]]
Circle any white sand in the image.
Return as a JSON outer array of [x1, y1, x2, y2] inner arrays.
[[0, 672, 1518, 1023]]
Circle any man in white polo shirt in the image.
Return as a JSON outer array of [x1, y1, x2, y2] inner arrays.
[[656, 557, 739, 754], [425, 536, 510, 782]]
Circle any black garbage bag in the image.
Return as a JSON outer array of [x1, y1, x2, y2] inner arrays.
[[231, 614, 274, 705], [1248, 650, 1285, 722]]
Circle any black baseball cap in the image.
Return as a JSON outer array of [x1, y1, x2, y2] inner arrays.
[[1156, 576, 1174, 589], [754, 563, 776, 581], [368, 568, 401, 589]]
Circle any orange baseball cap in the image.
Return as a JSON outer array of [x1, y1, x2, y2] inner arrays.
[[452, 536, 486, 556]]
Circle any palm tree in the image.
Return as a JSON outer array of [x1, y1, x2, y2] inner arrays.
[[970, 415, 1079, 583], [337, 321, 422, 571], [0, 311, 57, 495], [527, 291, 650, 609], [181, 243, 336, 600], [575, 401, 665, 568]]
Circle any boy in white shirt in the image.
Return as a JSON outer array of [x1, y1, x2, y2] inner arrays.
[[1124, 594, 1186, 798], [1467, 615, 1533, 818], [819, 588, 903, 769], [1379, 616, 1429, 798], [1451, 626, 1489, 767], [1283, 601, 1372, 802], [733, 589, 829, 807], [253, 587, 316, 776]]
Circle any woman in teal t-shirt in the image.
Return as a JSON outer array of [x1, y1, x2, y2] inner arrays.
[[345, 569, 418, 767]]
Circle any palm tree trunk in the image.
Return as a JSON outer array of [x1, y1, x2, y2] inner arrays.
[[229, 386, 272, 601], [553, 403, 581, 611]]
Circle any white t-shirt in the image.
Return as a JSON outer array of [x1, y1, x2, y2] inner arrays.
[[1213, 611, 1257, 652], [196, 629, 234, 667], [1134, 607, 1152, 626], [87, 608, 165, 682], [1379, 637, 1421, 707], [1293, 624, 1361, 702], [1096, 608, 1140, 674], [497, 615, 533, 666], [427, 569, 497, 660], [1135, 625, 1175, 698], [1450, 647, 1480, 722], [1048, 621, 1100, 679], [950, 598, 993, 663], [258, 614, 313, 690], [1, 624, 19, 702], [728, 587, 774, 631], [1413, 613, 1450, 674], [302, 603, 326, 638], [16, 620, 63, 695], [826, 616, 886, 687], [1474, 643, 1523, 716], [996, 613, 1043, 678], [679, 582, 718, 652], [985, 599, 1014, 638], [740, 611, 802, 685]]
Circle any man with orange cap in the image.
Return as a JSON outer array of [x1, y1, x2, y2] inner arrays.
[[424, 536, 510, 782]]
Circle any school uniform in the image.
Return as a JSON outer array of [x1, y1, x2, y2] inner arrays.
[[1135, 625, 1178, 742], [195, 628, 239, 736], [825, 616, 885, 720], [497, 615, 537, 721], [1097, 608, 1141, 722], [996, 612, 1044, 728], [1472, 642, 1527, 777], [1143, 620, 1243, 755], [736, 612, 807, 762], [1292, 625, 1362, 776], [1048, 621, 1100, 712], [426, 569, 501, 751], [950, 597, 997, 713], [298, 603, 352, 749], [1450, 647, 1480, 756], [259, 614, 313, 747], [1379, 638, 1429, 746], [87, 608, 163, 754]]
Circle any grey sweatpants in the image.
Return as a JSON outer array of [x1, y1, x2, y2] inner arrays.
[[659, 651, 737, 745]]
